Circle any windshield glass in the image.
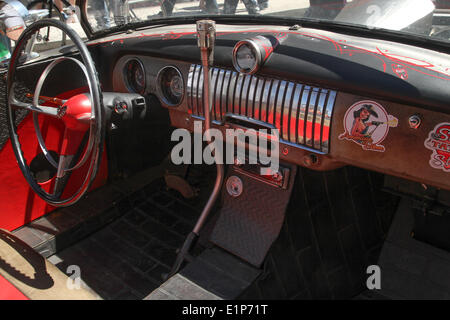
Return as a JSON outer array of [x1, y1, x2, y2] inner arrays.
[[85, 0, 450, 42]]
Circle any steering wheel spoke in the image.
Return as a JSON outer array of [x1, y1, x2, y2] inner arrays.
[[51, 126, 89, 197], [53, 154, 74, 197], [10, 98, 60, 117]]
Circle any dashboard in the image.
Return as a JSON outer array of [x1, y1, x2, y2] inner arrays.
[[104, 24, 450, 191]]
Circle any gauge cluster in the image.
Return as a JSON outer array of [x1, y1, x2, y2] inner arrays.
[[114, 55, 189, 108], [116, 38, 275, 109]]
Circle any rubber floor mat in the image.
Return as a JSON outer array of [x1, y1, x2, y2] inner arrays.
[[49, 177, 208, 299]]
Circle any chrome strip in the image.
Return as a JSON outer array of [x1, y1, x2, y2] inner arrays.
[[192, 65, 201, 116], [198, 67, 204, 117], [306, 87, 319, 147], [275, 80, 287, 132], [234, 73, 244, 115], [322, 90, 337, 153], [227, 71, 238, 114], [267, 79, 279, 125], [260, 78, 271, 122], [241, 75, 252, 117], [248, 76, 258, 118], [215, 69, 225, 122], [187, 64, 195, 113], [298, 86, 310, 145], [289, 84, 302, 144], [314, 89, 327, 150], [282, 82, 294, 141], [222, 70, 232, 117], [253, 78, 264, 120]]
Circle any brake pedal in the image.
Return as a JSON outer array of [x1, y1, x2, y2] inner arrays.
[[164, 173, 197, 199]]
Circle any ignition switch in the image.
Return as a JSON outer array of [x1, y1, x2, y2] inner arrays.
[[113, 100, 128, 115]]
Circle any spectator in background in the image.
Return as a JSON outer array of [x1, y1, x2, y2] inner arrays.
[[223, 0, 260, 14], [307, 0, 346, 19], [160, 0, 219, 16], [91, 0, 131, 29], [0, 0, 26, 62], [258, 0, 268, 10], [54, 0, 78, 23]]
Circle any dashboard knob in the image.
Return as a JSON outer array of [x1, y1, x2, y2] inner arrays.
[[226, 176, 243, 198], [408, 114, 422, 129], [114, 101, 128, 114]]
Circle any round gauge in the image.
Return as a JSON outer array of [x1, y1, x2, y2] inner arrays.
[[232, 40, 260, 74], [124, 59, 146, 94], [232, 36, 275, 74], [156, 66, 184, 107]]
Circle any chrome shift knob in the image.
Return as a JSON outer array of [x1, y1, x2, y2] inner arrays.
[[196, 19, 216, 66]]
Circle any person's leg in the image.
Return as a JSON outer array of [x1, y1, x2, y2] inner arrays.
[[160, 0, 177, 16], [111, 0, 129, 25], [242, 0, 259, 14], [223, 0, 238, 14], [91, 0, 110, 29], [204, 0, 219, 13], [257, 0, 268, 10]]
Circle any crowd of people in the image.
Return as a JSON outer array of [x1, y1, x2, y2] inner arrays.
[[0, 0, 349, 62], [160, 0, 269, 16], [0, 0, 78, 62]]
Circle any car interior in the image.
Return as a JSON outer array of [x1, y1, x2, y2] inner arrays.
[[0, 0, 449, 300]]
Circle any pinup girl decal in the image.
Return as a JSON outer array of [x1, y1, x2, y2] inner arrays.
[[339, 101, 398, 152]]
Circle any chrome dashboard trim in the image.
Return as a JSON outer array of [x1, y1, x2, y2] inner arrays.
[[187, 64, 337, 154]]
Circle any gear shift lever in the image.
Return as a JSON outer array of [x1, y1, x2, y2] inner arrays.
[[197, 19, 215, 134], [168, 20, 224, 278]]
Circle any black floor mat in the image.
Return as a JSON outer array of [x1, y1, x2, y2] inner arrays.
[[50, 173, 214, 299], [239, 166, 400, 299]]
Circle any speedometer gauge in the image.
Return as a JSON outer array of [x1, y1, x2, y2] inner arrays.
[[124, 58, 146, 94], [156, 66, 184, 107]]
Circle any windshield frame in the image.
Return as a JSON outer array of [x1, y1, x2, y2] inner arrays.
[[76, 0, 450, 54]]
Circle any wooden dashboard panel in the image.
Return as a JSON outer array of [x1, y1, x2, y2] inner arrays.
[[331, 93, 450, 190]]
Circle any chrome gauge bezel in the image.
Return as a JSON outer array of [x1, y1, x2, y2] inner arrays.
[[232, 39, 262, 75], [156, 65, 185, 107], [123, 58, 146, 94]]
